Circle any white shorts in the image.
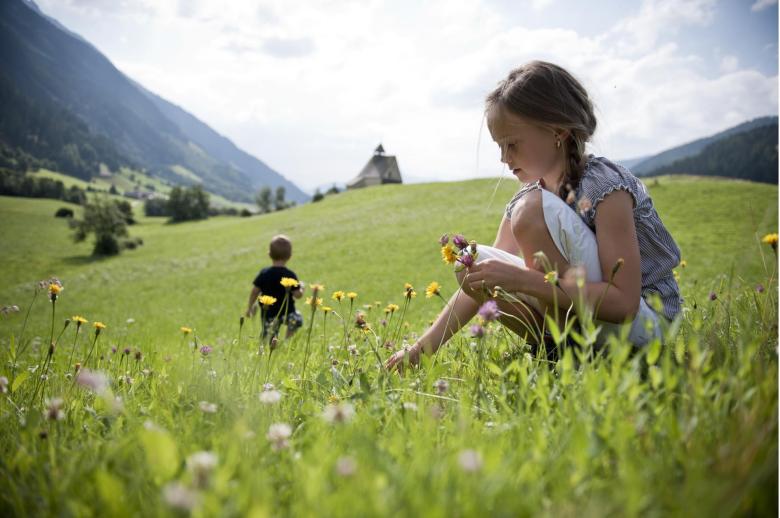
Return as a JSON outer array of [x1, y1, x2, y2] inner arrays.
[[475, 188, 663, 347]]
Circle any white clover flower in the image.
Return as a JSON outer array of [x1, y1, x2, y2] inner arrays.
[[199, 401, 218, 413], [162, 482, 199, 511], [75, 368, 109, 394], [267, 423, 292, 450], [186, 451, 218, 488], [322, 402, 355, 424], [259, 389, 282, 405], [335, 455, 357, 477], [458, 449, 483, 473]]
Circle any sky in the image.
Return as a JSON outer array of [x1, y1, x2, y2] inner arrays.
[[36, 0, 779, 193]]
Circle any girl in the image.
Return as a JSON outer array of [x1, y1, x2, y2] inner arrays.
[[386, 60, 683, 373]]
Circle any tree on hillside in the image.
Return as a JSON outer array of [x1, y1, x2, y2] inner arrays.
[[255, 186, 272, 214], [168, 185, 210, 222], [274, 186, 287, 211], [70, 196, 129, 256], [312, 188, 324, 202]]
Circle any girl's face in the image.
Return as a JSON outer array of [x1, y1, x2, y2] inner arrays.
[[486, 105, 566, 184]]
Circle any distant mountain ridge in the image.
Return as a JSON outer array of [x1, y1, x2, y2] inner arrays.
[[620, 116, 778, 178], [0, 0, 307, 203]]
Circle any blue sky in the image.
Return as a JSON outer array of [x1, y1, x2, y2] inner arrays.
[[36, 0, 779, 191]]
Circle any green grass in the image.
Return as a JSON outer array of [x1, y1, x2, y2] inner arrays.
[[0, 175, 777, 516]]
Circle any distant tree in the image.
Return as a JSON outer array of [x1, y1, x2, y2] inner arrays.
[[312, 189, 324, 202], [144, 197, 169, 217], [114, 200, 135, 225], [70, 196, 129, 256], [108, 184, 118, 195], [326, 184, 340, 195], [167, 185, 210, 222], [274, 186, 287, 211], [255, 186, 272, 214]]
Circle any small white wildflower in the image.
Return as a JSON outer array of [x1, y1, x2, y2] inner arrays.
[[0, 376, 8, 394], [44, 397, 65, 421], [402, 402, 418, 411], [126, 318, 136, 325]]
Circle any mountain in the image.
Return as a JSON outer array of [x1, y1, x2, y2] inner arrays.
[[624, 116, 778, 177], [646, 124, 778, 184], [0, 0, 307, 204]]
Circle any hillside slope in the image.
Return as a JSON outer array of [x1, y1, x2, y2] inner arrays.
[[0, 176, 776, 341]]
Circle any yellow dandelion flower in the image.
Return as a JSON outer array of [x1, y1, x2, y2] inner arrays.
[[441, 244, 457, 265], [258, 295, 277, 307], [310, 283, 325, 293], [327, 394, 340, 404], [673, 270, 680, 280], [679, 260, 687, 268], [762, 233, 778, 249], [48, 283, 62, 296], [385, 304, 400, 314], [93, 321, 106, 330], [543, 271, 558, 286], [306, 296, 323, 307], [347, 292, 358, 300], [332, 290, 345, 301], [405, 289, 416, 299], [425, 281, 441, 298], [71, 315, 88, 325], [280, 277, 299, 289], [404, 282, 414, 291], [322, 306, 333, 313], [180, 326, 192, 335]]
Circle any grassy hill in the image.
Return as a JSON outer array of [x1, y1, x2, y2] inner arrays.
[[0, 175, 776, 343], [0, 175, 777, 516]]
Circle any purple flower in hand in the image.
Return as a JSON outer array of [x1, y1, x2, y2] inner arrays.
[[439, 233, 449, 246], [458, 253, 475, 268], [453, 234, 468, 250], [478, 300, 500, 322]]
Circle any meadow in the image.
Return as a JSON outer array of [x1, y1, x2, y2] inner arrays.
[[0, 174, 777, 517]]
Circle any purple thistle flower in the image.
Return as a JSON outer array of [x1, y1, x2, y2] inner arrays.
[[708, 291, 717, 301], [439, 233, 449, 246], [458, 253, 474, 268], [200, 345, 213, 356], [123, 347, 131, 355], [452, 234, 468, 250], [478, 300, 500, 322], [756, 284, 765, 293], [470, 323, 484, 338]]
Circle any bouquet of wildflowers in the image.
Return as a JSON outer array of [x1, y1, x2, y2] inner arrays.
[[439, 233, 478, 272]]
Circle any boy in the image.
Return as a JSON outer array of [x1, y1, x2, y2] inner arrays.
[[246, 234, 304, 340]]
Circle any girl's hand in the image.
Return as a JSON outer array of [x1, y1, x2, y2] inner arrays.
[[463, 259, 526, 294], [385, 343, 422, 374]]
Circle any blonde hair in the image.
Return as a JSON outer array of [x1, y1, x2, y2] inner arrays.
[[485, 60, 597, 199], [269, 234, 292, 261]]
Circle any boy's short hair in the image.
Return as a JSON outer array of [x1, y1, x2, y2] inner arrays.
[[269, 234, 292, 261]]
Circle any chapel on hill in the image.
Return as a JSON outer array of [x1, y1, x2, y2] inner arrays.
[[346, 144, 403, 189]]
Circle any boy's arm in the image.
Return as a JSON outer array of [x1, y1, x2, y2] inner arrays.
[[246, 285, 261, 316]]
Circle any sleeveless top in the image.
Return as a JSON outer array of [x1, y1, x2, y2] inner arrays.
[[504, 154, 683, 321]]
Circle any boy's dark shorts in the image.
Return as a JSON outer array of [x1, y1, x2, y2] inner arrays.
[[263, 310, 304, 336]]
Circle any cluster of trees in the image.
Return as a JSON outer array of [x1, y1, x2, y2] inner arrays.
[[143, 184, 211, 222], [69, 197, 141, 256], [0, 168, 86, 204], [312, 184, 341, 202], [255, 186, 295, 213]]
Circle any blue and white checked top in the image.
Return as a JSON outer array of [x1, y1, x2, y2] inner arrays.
[[504, 154, 683, 321]]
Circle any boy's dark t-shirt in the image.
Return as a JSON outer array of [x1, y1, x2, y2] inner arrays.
[[253, 266, 299, 319]]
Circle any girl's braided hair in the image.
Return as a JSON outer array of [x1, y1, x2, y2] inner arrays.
[[484, 61, 597, 200]]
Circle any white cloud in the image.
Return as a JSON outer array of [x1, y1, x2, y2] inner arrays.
[[37, 0, 779, 191], [751, 0, 777, 12]]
